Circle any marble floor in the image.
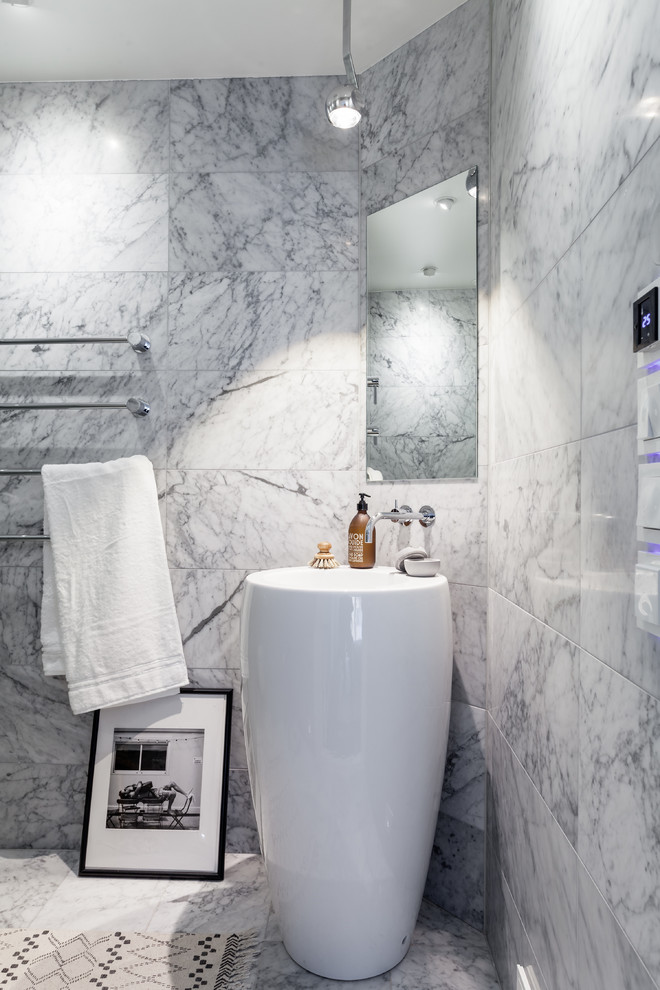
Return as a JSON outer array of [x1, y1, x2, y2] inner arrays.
[[0, 850, 501, 989]]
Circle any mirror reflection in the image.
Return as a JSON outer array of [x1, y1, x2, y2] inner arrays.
[[366, 166, 478, 481]]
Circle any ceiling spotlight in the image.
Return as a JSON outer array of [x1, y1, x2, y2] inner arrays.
[[326, 82, 363, 129], [434, 197, 456, 211], [466, 167, 478, 198], [422, 266, 438, 277], [326, 0, 364, 129]]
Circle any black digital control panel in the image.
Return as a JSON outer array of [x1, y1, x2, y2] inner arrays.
[[633, 284, 659, 352]]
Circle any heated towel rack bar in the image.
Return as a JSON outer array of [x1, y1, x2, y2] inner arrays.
[[0, 534, 49, 541], [0, 396, 150, 416], [0, 332, 151, 352]]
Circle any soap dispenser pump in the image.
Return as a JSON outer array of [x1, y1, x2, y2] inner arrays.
[[348, 492, 375, 569]]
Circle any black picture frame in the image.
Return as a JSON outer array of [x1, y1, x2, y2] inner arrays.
[[79, 687, 232, 881]]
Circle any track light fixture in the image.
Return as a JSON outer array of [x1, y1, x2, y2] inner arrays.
[[325, 0, 364, 129]]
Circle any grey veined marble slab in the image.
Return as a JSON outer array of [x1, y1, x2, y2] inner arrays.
[[359, 0, 489, 169], [169, 171, 358, 273], [0, 273, 167, 373], [578, 652, 660, 985], [170, 77, 358, 174], [0, 81, 169, 175], [167, 270, 359, 374], [489, 592, 579, 843], [0, 174, 168, 272]]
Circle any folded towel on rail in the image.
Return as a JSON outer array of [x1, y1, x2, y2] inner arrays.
[[40, 455, 188, 715]]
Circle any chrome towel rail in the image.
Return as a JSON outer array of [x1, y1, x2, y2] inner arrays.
[[0, 534, 49, 541], [0, 396, 150, 416], [0, 332, 150, 352]]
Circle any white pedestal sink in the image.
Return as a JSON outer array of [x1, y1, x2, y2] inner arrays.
[[240, 565, 452, 980]]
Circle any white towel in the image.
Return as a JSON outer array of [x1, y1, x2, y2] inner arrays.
[[40, 455, 189, 715]]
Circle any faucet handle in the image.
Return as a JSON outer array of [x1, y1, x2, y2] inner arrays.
[[419, 505, 436, 528], [399, 504, 413, 527]]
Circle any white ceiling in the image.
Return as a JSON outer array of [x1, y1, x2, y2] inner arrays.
[[0, 0, 466, 83], [367, 169, 477, 291]]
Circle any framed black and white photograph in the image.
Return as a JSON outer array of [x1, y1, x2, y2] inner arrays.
[[79, 688, 232, 880]]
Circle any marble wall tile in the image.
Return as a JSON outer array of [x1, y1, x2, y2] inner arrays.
[[488, 592, 579, 842], [166, 468, 359, 572], [489, 443, 581, 641], [490, 241, 581, 462], [578, 651, 660, 984], [367, 434, 477, 483], [167, 271, 359, 373], [369, 336, 477, 390], [225, 769, 260, 855], [368, 290, 477, 341], [578, 860, 658, 990], [170, 567, 247, 671], [0, 476, 44, 567], [0, 81, 169, 175], [359, 0, 490, 169], [580, 139, 660, 439], [0, 665, 92, 764], [0, 763, 88, 849], [485, 848, 549, 990], [367, 387, 476, 438], [186, 667, 245, 770], [0, 372, 166, 470], [450, 583, 487, 707], [169, 170, 358, 272], [488, 718, 578, 990], [441, 702, 486, 830], [170, 76, 358, 174], [491, 0, 587, 322], [423, 814, 484, 930], [0, 173, 168, 272], [370, 478, 487, 587], [0, 566, 41, 665], [166, 369, 359, 471], [0, 272, 167, 373], [578, 0, 660, 228], [581, 426, 660, 702], [362, 105, 489, 218]]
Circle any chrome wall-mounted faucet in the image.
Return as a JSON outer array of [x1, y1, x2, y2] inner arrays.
[[364, 500, 435, 543]]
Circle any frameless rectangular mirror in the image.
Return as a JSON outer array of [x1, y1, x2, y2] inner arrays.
[[366, 166, 478, 481]]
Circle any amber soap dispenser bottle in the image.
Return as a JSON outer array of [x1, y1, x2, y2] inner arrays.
[[348, 492, 375, 569]]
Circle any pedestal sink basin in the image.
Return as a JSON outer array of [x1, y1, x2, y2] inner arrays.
[[240, 565, 452, 980]]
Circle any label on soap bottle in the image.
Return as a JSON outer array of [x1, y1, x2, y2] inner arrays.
[[348, 531, 365, 564]]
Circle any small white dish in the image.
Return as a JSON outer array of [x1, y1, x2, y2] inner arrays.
[[403, 558, 442, 577]]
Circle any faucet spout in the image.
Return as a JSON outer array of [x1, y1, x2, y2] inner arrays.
[[364, 503, 436, 543]]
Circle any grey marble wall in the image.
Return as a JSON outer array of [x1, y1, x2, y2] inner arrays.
[[359, 0, 490, 929], [487, 0, 660, 986], [0, 1, 491, 930], [0, 75, 360, 852], [0, 0, 488, 925], [367, 289, 478, 479]]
